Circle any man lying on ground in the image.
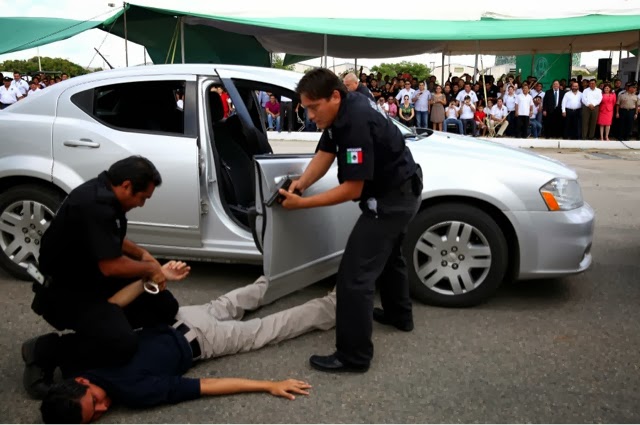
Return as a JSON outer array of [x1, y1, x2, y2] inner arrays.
[[40, 261, 336, 423]]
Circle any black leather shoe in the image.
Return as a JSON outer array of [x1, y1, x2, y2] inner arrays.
[[373, 307, 414, 332], [22, 333, 58, 399], [309, 354, 369, 373]]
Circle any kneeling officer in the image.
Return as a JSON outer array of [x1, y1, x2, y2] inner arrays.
[[23, 156, 179, 398]]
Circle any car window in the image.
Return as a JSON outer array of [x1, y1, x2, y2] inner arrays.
[[73, 80, 186, 135]]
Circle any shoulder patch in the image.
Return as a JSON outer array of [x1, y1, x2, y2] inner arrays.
[[346, 148, 363, 164]]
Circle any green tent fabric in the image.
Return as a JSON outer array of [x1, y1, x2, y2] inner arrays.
[[0, 17, 103, 55], [100, 6, 270, 66]]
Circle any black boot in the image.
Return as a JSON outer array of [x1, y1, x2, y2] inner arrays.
[[372, 307, 414, 332], [22, 333, 59, 399], [309, 353, 369, 373]]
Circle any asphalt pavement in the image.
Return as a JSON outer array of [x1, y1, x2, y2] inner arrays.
[[1, 146, 639, 423]]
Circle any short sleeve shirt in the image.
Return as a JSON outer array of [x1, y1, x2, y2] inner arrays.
[[39, 172, 127, 301], [316, 92, 417, 199]]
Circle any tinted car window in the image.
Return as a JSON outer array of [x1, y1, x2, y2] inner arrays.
[[74, 80, 186, 135]]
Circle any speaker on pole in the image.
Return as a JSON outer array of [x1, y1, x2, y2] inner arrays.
[[597, 58, 612, 81]]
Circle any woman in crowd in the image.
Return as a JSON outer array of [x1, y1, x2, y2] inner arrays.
[[597, 84, 616, 141], [387, 95, 398, 120], [399, 95, 415, 126], [430, 85, 446, 131]]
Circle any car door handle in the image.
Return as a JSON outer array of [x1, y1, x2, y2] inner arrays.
[[63, 139, 100, 148]]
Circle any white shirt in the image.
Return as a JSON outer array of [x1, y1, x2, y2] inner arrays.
[[490, 105, 508, 120], [10, 79, 28, 96], [530, 104, 540, 119], [456, 89, 478, 105], [459, 103, 475, 119], [27, 89, 43, 97], [562, 91, 583, 112], [0, 85, 21, 104], [581, 87, 602, 107], [396, 88, 416, 103], [515, 93, 534, 116], [446, 106, 459, 119], [550, 89, 561, 107], [503, 94, 517, 111], [530, 89, 545, 100]]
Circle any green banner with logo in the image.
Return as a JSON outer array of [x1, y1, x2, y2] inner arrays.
[[516, 54, 571, 90]]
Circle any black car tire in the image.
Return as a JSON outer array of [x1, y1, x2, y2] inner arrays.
[[403, 202, 509, 307], [0, 185, 63, 280]]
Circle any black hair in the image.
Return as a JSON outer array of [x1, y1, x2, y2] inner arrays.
[[61, 73, 69, 77], [106, 155, 162, 193], [13, 70, 20, 75], [464, 95, 471, 100], [40, 379, 87, 424], [295, 68, 347, 101]]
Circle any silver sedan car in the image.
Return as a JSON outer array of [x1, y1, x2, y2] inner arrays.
[[0, 64, 594, 307]]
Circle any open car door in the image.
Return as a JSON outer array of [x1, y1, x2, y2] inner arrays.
[[252, 155, 360, 303]]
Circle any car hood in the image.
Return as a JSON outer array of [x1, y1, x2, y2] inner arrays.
[[407, 133, 577, 180]]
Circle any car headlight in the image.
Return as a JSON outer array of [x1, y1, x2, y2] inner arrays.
[[540, 178, 584, 211]]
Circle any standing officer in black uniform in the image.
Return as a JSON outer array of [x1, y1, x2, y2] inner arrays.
[[278, 68, 422, 373], [23, 156, 181, 398]]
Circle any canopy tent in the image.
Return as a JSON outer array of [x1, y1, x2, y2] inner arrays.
[[1, 0, 640, 68], [0, 17, 104, 56]]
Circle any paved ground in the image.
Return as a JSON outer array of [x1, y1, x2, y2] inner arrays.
[[1, 146, 639, 423]]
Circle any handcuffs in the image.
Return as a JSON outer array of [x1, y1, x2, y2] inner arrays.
[[143, 280, 160, 295]]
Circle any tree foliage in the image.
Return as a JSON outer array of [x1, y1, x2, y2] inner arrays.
[[0, 56, 91, 77], [370, 61, 431, 81], [495, 55, 515, 66], [272, 54, 294, 71]]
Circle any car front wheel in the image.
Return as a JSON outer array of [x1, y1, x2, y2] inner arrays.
[[404, 202, 508, 307], [0, 185, 62, 280]]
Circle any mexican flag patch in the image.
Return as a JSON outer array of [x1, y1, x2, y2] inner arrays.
[[346, 148, 363, 164]]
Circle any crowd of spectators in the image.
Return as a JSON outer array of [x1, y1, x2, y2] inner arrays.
[[347, 69, 640, 141], [0, 71, 70, 109]]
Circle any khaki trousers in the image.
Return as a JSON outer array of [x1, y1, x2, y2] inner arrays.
[[581, 105, 599, 139], [489, 119, 509, 136], [175, 276, 336, 359]]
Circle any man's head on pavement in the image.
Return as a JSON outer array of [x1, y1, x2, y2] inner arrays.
[[106, 155, 162, 212], [297, 68, 347, 130], [41, 377, 111, 424], [342, 73, 359, 92]]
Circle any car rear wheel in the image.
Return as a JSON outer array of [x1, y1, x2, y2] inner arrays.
[[0, 185, 63, 280], [404, 202, 508, 307]]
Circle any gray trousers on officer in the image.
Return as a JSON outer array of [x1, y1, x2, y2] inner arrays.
[[175, 277, 336, 359]]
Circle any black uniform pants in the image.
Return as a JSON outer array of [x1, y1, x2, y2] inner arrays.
[[335, 179, 420, 367], [619, 109, 636, 141], [544, 108, 563, 138], [516, 116, 530, 138], [42, 285, 178, 376], [564, 109, 581, 140]]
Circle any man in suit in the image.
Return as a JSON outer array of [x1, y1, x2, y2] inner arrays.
[[543, 80, 565, 138]]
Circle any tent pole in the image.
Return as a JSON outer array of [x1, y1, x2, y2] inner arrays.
[[531, 51, 535, 77], [635, 30, 640, 83], [473, 40, 479, 82], [323, 34, 328, 68], [441, 50, 445, 85], [123, 2, 128, 67], [180, 17, 185, 64], [355, 58, 357, 73], [618, 43, 622, 78], [143, 48, 147, 66], [568, 43, 573, 81]]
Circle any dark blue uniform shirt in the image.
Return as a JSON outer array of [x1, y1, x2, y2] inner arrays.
[[316, 92, 417, 200], [39, 171, 127, 302], [81, 326, 200, 408]]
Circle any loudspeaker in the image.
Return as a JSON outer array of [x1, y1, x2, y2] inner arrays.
[[597, 58, 612, 81]]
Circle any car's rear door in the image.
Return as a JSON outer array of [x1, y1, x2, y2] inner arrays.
[[52, 74, 203, 248]]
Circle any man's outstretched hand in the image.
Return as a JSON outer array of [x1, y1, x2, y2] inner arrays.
[[268, 379, 312, 400], [162, 260, 191, 281]]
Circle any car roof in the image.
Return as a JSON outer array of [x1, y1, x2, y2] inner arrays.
[[4, 64, 303, 114]]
